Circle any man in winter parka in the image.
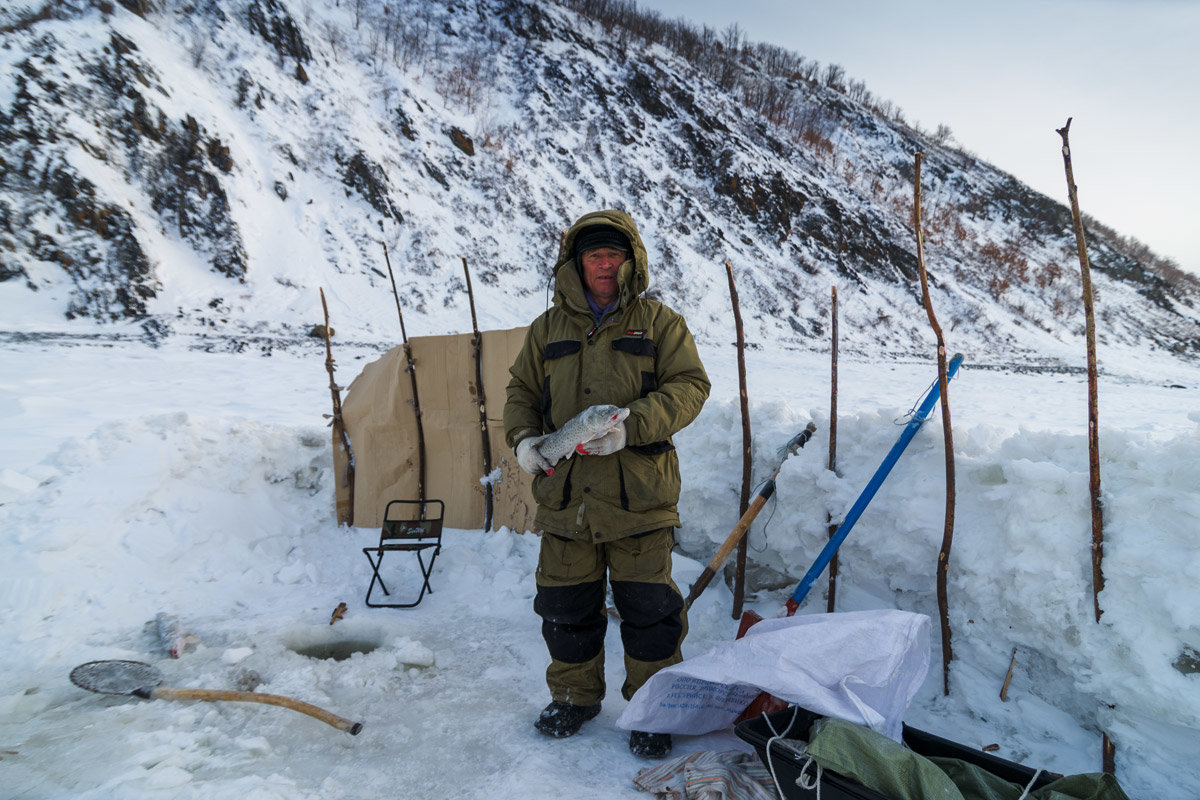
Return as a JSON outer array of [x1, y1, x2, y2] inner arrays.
[[504, 209, 710, 759]]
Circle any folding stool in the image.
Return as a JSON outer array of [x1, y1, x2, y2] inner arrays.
[[362, 499, 444, 608]]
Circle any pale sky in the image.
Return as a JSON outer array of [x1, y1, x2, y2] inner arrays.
[[635, 0, 1200, 275]]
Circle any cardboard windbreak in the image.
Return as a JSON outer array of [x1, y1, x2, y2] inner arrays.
[[336, 327, 537, 532]]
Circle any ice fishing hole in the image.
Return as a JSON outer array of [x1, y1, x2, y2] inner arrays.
[[285, 625, 386, 662], [291, 638, 381, 661]]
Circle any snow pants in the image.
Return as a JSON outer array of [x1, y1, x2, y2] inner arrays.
[[534, 527, 687, 707]]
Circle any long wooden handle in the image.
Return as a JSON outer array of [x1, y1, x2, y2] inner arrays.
[[152, 687, 364, 735], [685, 487, 773, 609]]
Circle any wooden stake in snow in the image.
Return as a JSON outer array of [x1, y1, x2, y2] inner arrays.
[[462, 257, 494, 531], [913, 152, 957, 696], [1057, 118, 1113, 777], [1056, 118, 1105, 624], [725, 261, 753, 620], [826, 285, 840, 613], [383, 242, 427, 503], [320, 288, 355, 526]]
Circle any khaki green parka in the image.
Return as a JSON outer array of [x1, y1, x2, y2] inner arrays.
[[504, 210, 710, 542]]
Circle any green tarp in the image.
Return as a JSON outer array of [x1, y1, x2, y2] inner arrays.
[[805, 717, 1131, 800]]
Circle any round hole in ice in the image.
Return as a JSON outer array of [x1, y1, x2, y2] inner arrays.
[[290, 638, 380, 661], [285, 626, 385, 661]]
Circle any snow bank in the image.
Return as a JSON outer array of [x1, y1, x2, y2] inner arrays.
[[1, 341, 1198, 798]]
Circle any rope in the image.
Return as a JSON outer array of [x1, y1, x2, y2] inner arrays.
[[1016, 767, 1045, 800], [896, 375, 940, 425], [796, 756, 823, 800], [761, 707, 809, 800]]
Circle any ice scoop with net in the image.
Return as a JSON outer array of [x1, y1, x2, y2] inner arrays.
[[70, 659, 363, 735]]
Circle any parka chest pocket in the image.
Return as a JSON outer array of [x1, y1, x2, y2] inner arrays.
[[540, 339, 582, 431], [612, 335, 658, 399], [611, 336, 657, 359], [543, 340, 582, 360]]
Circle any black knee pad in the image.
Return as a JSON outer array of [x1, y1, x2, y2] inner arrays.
[[610, 581, 684, 661], [535, 580, 606, 663]]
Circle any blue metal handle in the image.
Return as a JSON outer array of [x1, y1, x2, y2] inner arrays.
[[788, 354, 963, 609]]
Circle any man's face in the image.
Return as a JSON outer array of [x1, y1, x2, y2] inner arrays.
[[580, 247, 626, 306]]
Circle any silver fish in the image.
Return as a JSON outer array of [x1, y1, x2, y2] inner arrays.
[[538, 405, 630, 474], [154, 612, 197, 658]]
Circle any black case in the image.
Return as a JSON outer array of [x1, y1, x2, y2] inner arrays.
[[735, 706, 1058, 800]]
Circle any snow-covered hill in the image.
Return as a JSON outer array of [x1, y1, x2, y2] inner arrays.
[[2, 0, 1198, 366]]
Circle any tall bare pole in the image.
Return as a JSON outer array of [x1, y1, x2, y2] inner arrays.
[[913, 152, 957, 696], [826, 285, 840, 612], [383, 242, 426, 503], [1057, 118, 1105, 624], [725, 261, 753, 619], [320, 288, 354, 527], [1057, 118, 1114, 775], [462, 257, 494, 531]]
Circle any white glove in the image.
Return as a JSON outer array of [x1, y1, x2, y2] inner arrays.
[[516, 434, 554, 475], [576, 422, 627, 456]]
